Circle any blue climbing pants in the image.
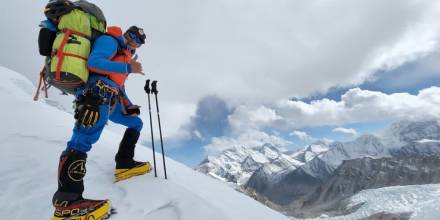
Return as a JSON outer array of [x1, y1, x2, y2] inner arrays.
[[66, 97, 143, 153]]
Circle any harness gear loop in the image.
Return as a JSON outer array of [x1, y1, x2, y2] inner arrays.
[[95, 80, 119, 96]]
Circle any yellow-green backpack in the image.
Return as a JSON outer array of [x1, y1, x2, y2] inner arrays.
[[37, 0, 106, 96]]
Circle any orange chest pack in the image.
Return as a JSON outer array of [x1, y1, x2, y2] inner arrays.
[[104, 26, 132, 88], [109, 47, 132, 89]]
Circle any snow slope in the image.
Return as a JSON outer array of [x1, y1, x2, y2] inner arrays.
[[0, 66, 289, 220]]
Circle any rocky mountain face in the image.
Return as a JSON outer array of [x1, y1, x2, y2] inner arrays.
[[392, 140, 440, 157], [244, 134, 391, 206], [289, 155, 440, 218], [197, 120, 440, 218], [243, 120, 440, 217]]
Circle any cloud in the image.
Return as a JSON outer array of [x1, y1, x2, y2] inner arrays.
[[289, 130, 314, 142], [193, 130, 204, 141], [369, 52, 440, 90], [182, 95, 231, 141], [229, 87, 440, 130], [332, 127, 358, 136], [3, 1, 440, 141], [203, 129, 291, 155], [228, 105, 282, 133], [124, 0, 440, 139], [322, 138, 335, 144]]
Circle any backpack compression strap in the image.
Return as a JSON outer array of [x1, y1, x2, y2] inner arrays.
[[55, 28, 89, 81]]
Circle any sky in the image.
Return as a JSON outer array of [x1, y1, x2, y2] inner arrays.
[[1, 0, 440, 167]]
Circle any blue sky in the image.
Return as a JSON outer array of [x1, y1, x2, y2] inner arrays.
[[168, 52, 440, 167], [302, 52, 440, 102], [165, 96, 232, 166]]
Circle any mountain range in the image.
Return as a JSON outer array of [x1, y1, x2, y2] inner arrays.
[[197, 119, 440, 219]]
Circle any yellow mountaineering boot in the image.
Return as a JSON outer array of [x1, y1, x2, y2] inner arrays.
[[115, 161, 152, 182], [114, 128, 152, 182], [52, 199, 112, 220], [52, 149, 114, 220]]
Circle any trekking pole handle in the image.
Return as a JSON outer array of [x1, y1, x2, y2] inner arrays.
[[151, 80, 158, 95], [144, 79, 151, 94]]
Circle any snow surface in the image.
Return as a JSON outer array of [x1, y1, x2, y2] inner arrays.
[[291, 184, 440, 220], [0, 66, 289, 220]]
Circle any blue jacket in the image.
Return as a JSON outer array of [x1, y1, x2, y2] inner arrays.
[[88, 35, 132, 76], [87, 33, 136, 106]]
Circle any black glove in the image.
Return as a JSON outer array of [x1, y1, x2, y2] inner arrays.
[[74, 94, 102, 128]]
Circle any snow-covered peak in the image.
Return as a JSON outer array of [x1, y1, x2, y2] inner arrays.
[[346, 134, 387, 156], [221, 144, 281, 164], [305, 121, 440, 175], [197, 140, 333, 187], [197, 143, 302, 186], [307, 143, 330, 154], [297, 121, 440, 180], [260, 154, 304, 177], [255, 143, 282, 160], [289, 141, 330, 163], [380, 120, 440, 148], [314, 134, 388, 170]]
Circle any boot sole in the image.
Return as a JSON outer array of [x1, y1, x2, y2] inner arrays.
[[114, 162, 152, 182], [52, 200, 112, 220]]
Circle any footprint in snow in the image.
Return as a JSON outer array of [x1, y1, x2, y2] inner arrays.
[[143, 201, 181, 220]]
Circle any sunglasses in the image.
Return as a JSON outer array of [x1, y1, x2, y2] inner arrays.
[[128, 32, 143, 45]]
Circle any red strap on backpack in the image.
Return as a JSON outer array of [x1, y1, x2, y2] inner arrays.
[[55, 29, 71, 81], [33, 66, 49, 101], [55, 29, 89, 81]]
